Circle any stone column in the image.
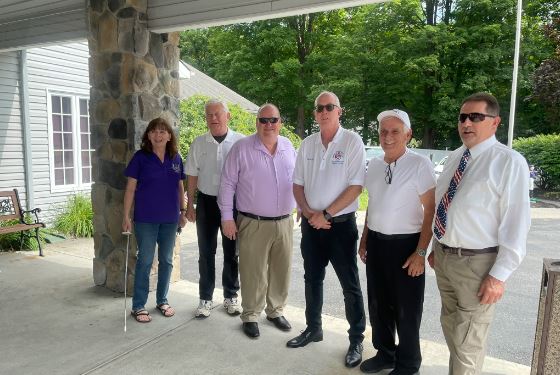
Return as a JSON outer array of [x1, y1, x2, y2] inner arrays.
[[87, 0, 182, 292]]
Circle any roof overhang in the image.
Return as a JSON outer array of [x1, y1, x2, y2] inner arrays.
[[148, 0, 387, 33], [0, 0, 386, 52]]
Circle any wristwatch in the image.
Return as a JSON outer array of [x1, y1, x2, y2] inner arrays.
[[416, 248, 427, 257], [322, 209, 333, 223]]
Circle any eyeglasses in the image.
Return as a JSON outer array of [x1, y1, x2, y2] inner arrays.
[[315, 104, 339, 113], [258, 117, 279, 124], [458, 112, 496, 123], [385, 161, 396, 184]]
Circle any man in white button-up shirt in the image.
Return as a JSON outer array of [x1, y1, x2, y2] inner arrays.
[[185, 99, 244, 319], [428, 92, 531, 375]]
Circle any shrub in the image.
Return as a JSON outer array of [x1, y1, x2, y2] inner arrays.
[[359, 190, 368, 211], [53, 194, 94, 238], [178, 94, 301, 158], [0, 216, 46, 251], [513, 134, 560, 190]]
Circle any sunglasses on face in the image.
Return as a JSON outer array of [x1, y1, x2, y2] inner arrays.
[[458, 112, 496, 123], [258, 117, 279, 124], [315, 104, 339, 113]]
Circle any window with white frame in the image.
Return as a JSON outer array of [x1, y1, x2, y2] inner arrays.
[[49, 94, 93, 189]]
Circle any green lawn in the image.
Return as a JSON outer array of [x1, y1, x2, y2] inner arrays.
[[359, 190, 368, 211]]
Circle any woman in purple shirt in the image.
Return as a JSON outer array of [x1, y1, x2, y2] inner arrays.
[[123, 118, 187, 323]]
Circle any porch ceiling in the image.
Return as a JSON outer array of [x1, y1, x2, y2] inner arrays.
[[0, 0, 385, 52], [147, 0, 386, 33]]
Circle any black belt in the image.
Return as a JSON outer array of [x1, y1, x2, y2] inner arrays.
[[331, 212, 355, 223], [197, 192, 216, 199], [370, 230, 418, 240], [240, 211, 291, 221], [440, 243, 498, 256]]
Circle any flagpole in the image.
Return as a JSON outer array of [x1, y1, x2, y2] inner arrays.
[[507, 0, 523, 148]]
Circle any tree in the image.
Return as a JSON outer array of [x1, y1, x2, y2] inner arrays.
[[531, 14, 560, 126], [179, 0, 559, 148]]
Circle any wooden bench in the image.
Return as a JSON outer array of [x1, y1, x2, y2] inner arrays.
[[0, 189, 46, 256]]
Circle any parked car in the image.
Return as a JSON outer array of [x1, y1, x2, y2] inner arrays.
[[365, 146, 384, 169], [434, 155, 448, 179]]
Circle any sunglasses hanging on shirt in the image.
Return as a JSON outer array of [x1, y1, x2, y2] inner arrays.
[[385, 161, 396, 184]]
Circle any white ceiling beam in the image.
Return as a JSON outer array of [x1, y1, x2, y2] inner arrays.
[[148, 0, 386, 33]]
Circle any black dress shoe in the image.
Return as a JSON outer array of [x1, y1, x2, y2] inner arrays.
[[266, 316, 292, 331], [388, 369, 419, 375], [286, 327, 323, 348], [359, 354, 395, 373], [242, 322, 260, 339], [345, 343, 363, 368]]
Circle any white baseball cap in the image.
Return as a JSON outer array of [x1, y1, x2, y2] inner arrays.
[[377, 109, 411, 129]]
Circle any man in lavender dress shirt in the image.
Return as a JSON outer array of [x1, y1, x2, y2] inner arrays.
[[218, 103, 297, 339]]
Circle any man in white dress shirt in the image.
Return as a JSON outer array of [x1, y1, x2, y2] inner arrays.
[[358, 109, 435, 375], [428, 92, 531, 375], [185, 99, 244, 318]]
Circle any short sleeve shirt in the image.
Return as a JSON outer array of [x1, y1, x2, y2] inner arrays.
[[365, 149, 436, 234], [293, 127, 366, 215], [185, 130, 244, 196], [125, 150, 186, 223]]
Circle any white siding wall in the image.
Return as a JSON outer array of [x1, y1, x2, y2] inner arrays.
[[0, 51, 26, 203], [26, 42, 91, 222]]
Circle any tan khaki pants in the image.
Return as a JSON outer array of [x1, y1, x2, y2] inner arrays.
[[433, 241, 497, 375], [237, 214, 293, 322]]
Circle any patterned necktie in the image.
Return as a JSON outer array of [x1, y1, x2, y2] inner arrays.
[[434, 148, 471, 240]]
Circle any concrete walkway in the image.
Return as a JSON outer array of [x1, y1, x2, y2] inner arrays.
[[2, 207, 551, 374]]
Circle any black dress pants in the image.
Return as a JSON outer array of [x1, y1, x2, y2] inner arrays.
[[366, 230, 424, 373], [300, 215, 366, 344], [196, 192, 239, 300]]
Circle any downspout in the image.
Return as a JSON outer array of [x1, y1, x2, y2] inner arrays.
[[19, 49, 34, 210]]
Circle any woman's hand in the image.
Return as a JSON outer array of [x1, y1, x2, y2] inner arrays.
[[122, 216, 132, 233]]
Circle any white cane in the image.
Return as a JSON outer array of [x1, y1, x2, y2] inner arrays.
[[122, 231, 132, 332]]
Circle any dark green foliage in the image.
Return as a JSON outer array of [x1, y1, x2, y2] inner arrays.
[[180, 0, 559, 149], [178, 95, 301, 159], [53, 194, 94, 238], [513, 134, 560, 189]]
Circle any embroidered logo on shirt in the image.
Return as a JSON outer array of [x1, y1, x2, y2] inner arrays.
[[332, 151, 344, 164], [172, 163, 181, 174]]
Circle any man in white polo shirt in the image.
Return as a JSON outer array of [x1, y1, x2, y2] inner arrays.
[[287, 91, 366, 369], [358, 109, 435, 375], [185, 98, 244, 318]]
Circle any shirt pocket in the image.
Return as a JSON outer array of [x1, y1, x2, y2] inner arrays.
[[459, 179, 493, 208]]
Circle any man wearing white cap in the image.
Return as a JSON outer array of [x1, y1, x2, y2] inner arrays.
[[358, 109, 436, 375]]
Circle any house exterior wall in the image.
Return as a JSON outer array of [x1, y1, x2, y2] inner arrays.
[[0, 42, 92, 224], [0, 51, 25, 202]]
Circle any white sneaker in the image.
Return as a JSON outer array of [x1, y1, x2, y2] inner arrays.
[[223, 297, 242, 315], [195, 299, 213, 318]]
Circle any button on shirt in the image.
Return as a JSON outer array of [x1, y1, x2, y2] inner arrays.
[[124, 151, 186, 223], [293, 127, 366, 215], [218, 134, 297, 220], [185, 130, 244, 196], [366, 149, 436, 235], [435, 136, 531, 281]]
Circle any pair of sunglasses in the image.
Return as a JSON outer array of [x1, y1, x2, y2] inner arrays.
[[315, 104, 339, 113], [458, 112, 496, 123], [258, 117, 280, 124]]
